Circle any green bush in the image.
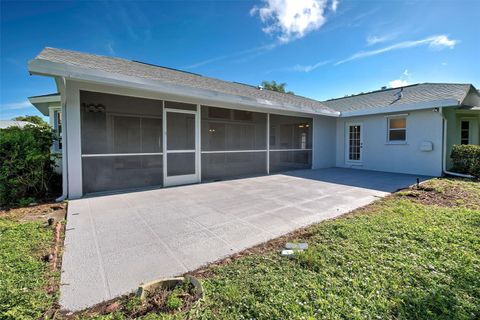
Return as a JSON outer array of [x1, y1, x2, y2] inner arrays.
[[450, 144, 480, 177], [0, 125, 60, 207]]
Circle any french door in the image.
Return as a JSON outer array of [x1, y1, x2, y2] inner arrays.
[[346, 123, 363, 163], [163, 108, 200, 187]]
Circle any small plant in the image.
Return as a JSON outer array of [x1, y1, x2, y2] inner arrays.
[[123, 296, 142, 313], [165, 293, 182, 310]]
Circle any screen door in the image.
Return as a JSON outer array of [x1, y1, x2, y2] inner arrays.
[[164, 108, 199, 186]]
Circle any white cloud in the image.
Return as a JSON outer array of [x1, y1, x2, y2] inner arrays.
[[184, 43, 277, 69], [389, 79, 408, 88], [336, 34, 458, 65], [441, 62, 448, 66], [429, 35, 457, 49], [366, 34, 391, 46], [331, 0, 339, 12], [1, 100, 32, 110], [250, 0, 330, 43], [290, 60, 330, 72], [403, 69, 409, 76]]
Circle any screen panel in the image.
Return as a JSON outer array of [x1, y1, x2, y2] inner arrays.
[[201, 105, 267, 151], [269, 114, 312, 150], [202, 152, 267, 180], [80, 91, 163, 154], [269, 150, 312, 173], [82, 155, 163, 194]]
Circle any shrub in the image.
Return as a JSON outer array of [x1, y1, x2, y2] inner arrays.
[[0, 125, 60, 207], [450, 144, 480, 177]]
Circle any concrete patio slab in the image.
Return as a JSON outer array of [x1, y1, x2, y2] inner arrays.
[[60, 168, 429, 311]]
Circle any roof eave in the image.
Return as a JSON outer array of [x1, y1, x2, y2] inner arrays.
[[339, 99, 460, 117], [28, 59, 340, 117]]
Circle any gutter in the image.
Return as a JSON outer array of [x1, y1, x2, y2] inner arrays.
[[440, 107, 475, 179]]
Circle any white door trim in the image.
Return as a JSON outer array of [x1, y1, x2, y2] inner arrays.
[[345, 122, 363, 164]]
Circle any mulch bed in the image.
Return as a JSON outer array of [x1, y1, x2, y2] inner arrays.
[[396, 183, 480, 209], [60, 281, 199, 319], [0, 202, 66, 222]]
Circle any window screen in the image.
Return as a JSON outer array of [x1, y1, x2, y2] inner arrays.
[[202, 152, 267, 180], [82, 155, 163, 194], [269, 150, 312, 173], [269, 115, 312, 173], [269, 115, 312, 149], [201, 106, 267, 151], [81, 91, 163, 154], [80, 91, 164, 194]]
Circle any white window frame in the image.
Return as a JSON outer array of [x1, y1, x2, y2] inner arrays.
[[386, 114, 408, 144]]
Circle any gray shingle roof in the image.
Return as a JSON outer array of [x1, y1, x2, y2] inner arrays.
[[34, 47, 335, 115], [322, 83, 473, 112]]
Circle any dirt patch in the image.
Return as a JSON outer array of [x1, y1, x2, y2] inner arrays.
[[60, 281, 199, 319], [0, 202, 66, 223], [395, 178, 480, 209]]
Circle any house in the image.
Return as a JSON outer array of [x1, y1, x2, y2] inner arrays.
[[28, 93, 63, 172], [0, 120, 36, 129], [28, 47, 480, 199]]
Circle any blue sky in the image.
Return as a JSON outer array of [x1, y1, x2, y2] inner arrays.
[[1, 0, 479, 120]]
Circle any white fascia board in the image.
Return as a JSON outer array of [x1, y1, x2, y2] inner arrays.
[[28, 59, 340, 117], [340, 99, 459, 117], [28, 94, 61, 104], [28, 94, 61, 116]]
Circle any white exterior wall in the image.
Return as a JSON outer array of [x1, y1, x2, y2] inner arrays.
[[335, 109, 444, 176], [312, 115, 336, 169]]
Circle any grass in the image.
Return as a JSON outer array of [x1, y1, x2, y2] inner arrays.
[[0, 217, 56, 319], [193, 178, 480, 320], [1, 179, 479, 319]]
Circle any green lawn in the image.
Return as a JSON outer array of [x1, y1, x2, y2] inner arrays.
[[0, 216, 56, 319], [193, 179, 480, 320], [1, 179, 479, 320]]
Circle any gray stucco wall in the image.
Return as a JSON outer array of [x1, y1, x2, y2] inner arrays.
[[335, 109, 444, 176], [312, 115, 337, 169]]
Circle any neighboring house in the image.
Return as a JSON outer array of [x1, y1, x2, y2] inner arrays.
[[0, 120, 35, 129], [28, 47, 480, 199], [28, 93, 63, 173]]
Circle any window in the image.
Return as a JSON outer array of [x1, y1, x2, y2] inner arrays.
[[461, 120, 470, 145], [53, 110, 62, 151], [387, 117, 406, 142]]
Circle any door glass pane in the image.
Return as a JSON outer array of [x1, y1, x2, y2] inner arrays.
[[167, 153, 195, 176], [349, 125, 361, 161], [141, 118, 163, 152], [167, 112, 195, 150]]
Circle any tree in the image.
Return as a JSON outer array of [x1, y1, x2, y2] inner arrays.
[[12, 115, 48, 127], [260, 80, 294, 94]]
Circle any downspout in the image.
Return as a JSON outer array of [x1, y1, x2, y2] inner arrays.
[[440, 107, 475, 178], [56, 76, 69, 201]]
